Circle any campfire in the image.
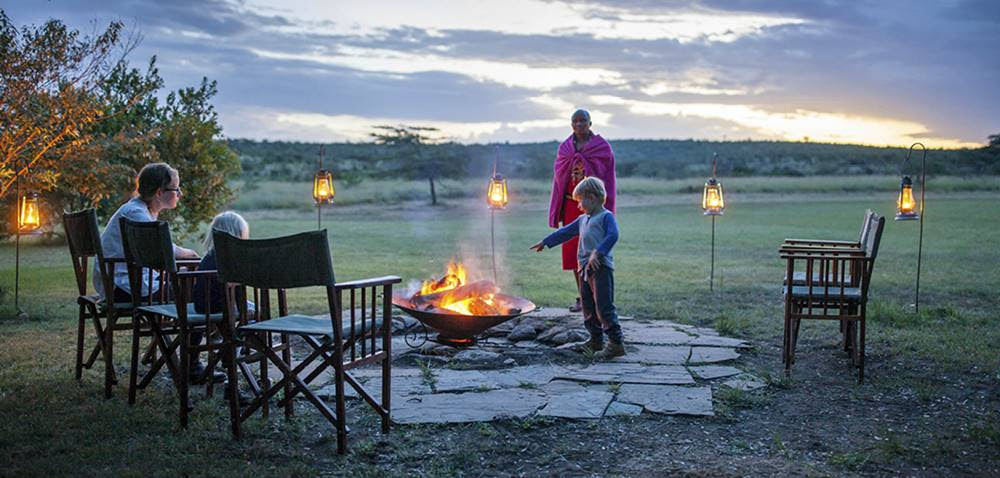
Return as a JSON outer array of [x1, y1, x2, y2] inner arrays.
[[392, 261, 535, 345], [412, 261, 520, 316]]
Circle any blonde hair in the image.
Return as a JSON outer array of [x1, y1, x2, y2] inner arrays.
[[572, 176, 607, 203], [202, 211, 249, 254]]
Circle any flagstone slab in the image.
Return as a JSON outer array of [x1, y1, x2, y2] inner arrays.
[[538, 389, 614, 419], [392, 388, 548, 424], [554, 363, 694, 385], [614, 344, 690, 365], [687, 335, 749, 348], [620, 323, 695, 345], [485, 365, 558, 388], [541, 379, 593, 394], [688, 346, 740, 364], [617, 384, 714, 416], [604, 400, 643, 417], [688, 365, 743, 380], [333, 374, 431, 403], [433, 370, 499, 393]]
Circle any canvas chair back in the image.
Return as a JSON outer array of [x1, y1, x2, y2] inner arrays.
[[63, 208, 105, 296], [213, 230, 335, 290]]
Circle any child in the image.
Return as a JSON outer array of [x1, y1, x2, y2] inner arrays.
[[531, 176, 624, 359], [190, 211, 251, 386], [193, 211, 250, 314]]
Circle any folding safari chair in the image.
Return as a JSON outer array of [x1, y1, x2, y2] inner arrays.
[[119, 217, 228, 427], [63, 208, 135, 398], [212, 229, 400, 454], [780, 213, 886, 383]]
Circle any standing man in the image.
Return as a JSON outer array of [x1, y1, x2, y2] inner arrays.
[[548, 109, 617, 312]]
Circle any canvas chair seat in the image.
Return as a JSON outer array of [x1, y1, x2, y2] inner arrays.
[[784, 271, 854, 286], [239, 314, 383, 339], [136, 303, 224, 325], [785, 285, 862, 302]]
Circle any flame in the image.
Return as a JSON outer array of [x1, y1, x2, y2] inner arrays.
[[898, 185, 916, 213], [418, 260, 467, 296], [441, 293, 498, 316]]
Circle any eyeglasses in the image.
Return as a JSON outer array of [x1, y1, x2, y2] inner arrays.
[[164, 187, 182, 194]]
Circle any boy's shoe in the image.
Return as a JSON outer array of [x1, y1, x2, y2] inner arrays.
[[572, 339, 604, 354], [569, 297, 583, 312], [594, 341, 626, 360]]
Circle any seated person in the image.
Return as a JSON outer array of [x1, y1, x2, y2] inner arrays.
[[193, 211, 253, 315], [95, 162, 199, 302]]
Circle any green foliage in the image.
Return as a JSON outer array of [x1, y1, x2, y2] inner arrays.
[[153, 78, 240, 238], [229, 137, 1000, 184]]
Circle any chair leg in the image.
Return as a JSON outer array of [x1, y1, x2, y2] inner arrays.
[[226, 328, 241, 439], [75, 305, 86, 380], [858, 319, 866, 384], [104, 316, 116, 399], [129, 315, 142, 405], [261, 332, 270, 419], [179, 328, 190, 429], [282, 333, 293, 419], [790, 319, 801, 364]]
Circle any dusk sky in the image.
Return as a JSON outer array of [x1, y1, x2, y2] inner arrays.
[[8, 0, 999, 147]]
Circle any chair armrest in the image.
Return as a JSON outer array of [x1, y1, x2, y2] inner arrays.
[[176, 259, 202, 266], [780, 243, 862, 252], [102, 257, 127, 264], [783, 239, 859, 247], [335, 275, 403, 289], [781, 249, 867, 259], [174, 269, 218, 279]]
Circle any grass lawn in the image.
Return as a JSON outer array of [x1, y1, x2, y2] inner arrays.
[[1, 177, 998, 476]]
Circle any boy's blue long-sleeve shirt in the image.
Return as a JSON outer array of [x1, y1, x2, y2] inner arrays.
[[542, 208, 619, 271]]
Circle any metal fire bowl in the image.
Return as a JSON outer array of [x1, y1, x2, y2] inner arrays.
[[392, 292, 536, 340]]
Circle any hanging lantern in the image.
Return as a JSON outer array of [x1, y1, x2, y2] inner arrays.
[[702, 178, 724, 215], [487, 173, 508, 209], [18, 192, 41, 231], [312, 169, 334, 204], [895, 175, 918, 220]]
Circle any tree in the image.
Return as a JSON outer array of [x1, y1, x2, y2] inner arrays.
[[0, 11, 131, 200], [989, 133, 1000, 149], [370, 125, 456, 205]]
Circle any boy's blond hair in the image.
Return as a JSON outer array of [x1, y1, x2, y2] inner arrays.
[[202, 211, 249, 254], [572, 176, 607, 204]]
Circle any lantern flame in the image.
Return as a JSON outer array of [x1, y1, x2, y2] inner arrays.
[[702, 178, 724, 215], [313, 170, 334, 204], [18, 192, 40, 231], [487, 175, 508, 209]]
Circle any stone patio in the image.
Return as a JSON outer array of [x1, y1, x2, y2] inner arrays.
[[311, 307, 761, 424]]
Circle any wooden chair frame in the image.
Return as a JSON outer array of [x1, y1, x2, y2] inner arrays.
[[63, 208, 138, 399], [119, 217, 229, 428], [780, 213, 885, 383], [213, 230, 400, 454]]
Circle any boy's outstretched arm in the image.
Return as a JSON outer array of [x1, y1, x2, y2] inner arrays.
[[538, 216, 582, 250]]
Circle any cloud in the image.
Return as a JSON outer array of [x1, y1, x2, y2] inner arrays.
[[2, 0, 995, 146]]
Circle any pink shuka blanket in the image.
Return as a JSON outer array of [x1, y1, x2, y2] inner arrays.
[[547, 134, 617, 228]]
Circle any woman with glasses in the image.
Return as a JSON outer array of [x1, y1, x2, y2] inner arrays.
[[95, 162, 199, 302]]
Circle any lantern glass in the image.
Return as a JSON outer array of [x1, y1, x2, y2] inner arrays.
[[313, 170, 334, 204], [895, 176, 918, 220], [18, 192, 41, 231], [487, 175, 508, 209], [702, 179, 724, 215]]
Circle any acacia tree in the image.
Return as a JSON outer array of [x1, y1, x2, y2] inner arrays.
[[370, 125, 453, 205], [0, 11, 132, 200]]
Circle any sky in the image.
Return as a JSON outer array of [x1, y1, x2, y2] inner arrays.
[[6, 0, 999, 147]]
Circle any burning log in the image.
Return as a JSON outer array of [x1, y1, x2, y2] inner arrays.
[[411, 279, 499, 305]]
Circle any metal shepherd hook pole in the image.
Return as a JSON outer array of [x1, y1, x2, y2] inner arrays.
[[317, 146, 324, 230], [491, 150, 498, 284], [910, 143, 927, 312]]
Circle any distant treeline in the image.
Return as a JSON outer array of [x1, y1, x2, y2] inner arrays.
[[228, 138, 999, 183]]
